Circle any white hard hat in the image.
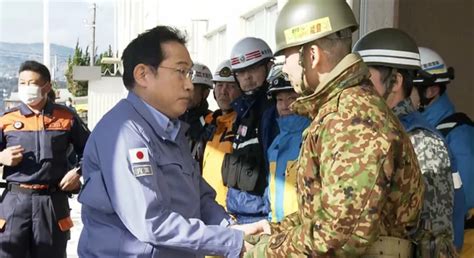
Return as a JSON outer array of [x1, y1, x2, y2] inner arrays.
[[414, 47, 453, 84], [192, 62, 213, 88], [213, 60, 235, 82], [230, 37, 273, 70]]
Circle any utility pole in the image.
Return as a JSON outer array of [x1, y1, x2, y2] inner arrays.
[[90, 3, 96, 66], [43, 0, 50, 69]]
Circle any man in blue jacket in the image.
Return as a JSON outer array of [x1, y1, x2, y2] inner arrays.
[[78, 26, 267, 258], [412, 46, 474, 251], [224, 37, 278, 223]]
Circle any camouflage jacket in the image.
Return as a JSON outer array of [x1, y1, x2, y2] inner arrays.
[[393, 99, 456, 257], [244, 54, 424, 257]]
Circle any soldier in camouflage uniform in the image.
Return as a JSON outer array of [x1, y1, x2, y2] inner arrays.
[[244, 0, 424, 257], [353, 28, 457, 257]]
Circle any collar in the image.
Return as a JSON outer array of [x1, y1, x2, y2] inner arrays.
[[231, 89, 265, 117], [19, 100, 54, 117], [126, 91, 184, 141], [277, 114, 310, 133], [422, 93, 455, 125], [215, 110, 236, 123], [180, 101, 210, 124], [291, 53, 370, 119], [392, 98, 416, 117]]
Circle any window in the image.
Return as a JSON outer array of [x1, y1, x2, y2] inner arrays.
[[204, 26, 227, 72], [242, 1, 278, 51]]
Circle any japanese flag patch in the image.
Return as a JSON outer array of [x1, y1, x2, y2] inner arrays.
[[129, 148, 150, 164], [129, 148, 153, 177]]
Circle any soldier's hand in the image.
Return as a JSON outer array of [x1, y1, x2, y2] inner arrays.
[[255, 219, 271, 235], [59, 167, 81, 192], [231, 219, 271, 236], [0, 145, 24, 166]]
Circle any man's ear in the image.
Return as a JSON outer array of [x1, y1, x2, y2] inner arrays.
[[44, 81, 52, 93], [425, 85, 440, 99], [392, 72, 404, 93], [133, 64, 150, 88], [309, 44, 322, 69]]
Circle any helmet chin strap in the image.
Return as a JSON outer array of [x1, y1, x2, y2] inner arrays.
[[415, 86, 434, 112], [382, 68, 398, 100], [297, 45, 311, 95]]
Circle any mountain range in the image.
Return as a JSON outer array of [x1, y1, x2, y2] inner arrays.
[[0, 42, 74, 80]]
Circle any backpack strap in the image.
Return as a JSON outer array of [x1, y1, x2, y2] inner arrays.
[[436, 112, 474, 137]]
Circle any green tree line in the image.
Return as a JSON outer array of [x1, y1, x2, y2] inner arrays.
[[65, 41, 115, 97]]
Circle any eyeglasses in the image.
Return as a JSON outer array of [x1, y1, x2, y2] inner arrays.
[[159, 66, 195, 80]]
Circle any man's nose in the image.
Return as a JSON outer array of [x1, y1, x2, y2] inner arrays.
[[184, 78, 194, 91]]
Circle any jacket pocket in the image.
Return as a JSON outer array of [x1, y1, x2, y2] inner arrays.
[[222, 143, 265, 193]]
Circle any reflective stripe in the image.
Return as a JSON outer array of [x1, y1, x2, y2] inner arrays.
[[233, 137, 259, 150], [361, 56, 420, 67], [452, 171, 463, 189], [358, 49, 420, 60], [436, 122, 457, 130]]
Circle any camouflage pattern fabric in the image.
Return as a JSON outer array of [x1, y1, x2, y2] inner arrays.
[[244, 54, 424, 257], [393, 99, 457, 258]]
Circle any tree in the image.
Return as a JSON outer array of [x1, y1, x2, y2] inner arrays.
[[65, 41, 114, 97]]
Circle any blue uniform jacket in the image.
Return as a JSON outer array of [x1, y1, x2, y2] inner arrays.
[[78, 92, 243, 258], [267, 114, 310, 222], [421, 93, 473, 249], [226, 90, 277, 223]]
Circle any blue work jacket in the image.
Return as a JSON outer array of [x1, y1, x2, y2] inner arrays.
[[78, 92, 243, 258]]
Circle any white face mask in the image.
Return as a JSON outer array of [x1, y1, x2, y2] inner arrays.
[[18, 84, 44, 106]]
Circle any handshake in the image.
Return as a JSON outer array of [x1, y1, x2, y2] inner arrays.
[[230, 219, 271, 256]]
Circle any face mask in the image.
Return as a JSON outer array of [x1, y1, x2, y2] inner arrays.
[[18, 84, 44, 106]]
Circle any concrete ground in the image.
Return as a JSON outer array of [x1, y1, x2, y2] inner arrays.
[[67, 196, 82, 258]]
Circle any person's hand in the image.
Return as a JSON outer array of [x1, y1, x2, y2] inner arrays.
[[231, 219, 271, 236], [255, 219, 271, 235], [0, 145, 24, 166], [59, 167, 81, 192]]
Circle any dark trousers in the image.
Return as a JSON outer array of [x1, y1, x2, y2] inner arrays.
[[0, 188, 70, 258]]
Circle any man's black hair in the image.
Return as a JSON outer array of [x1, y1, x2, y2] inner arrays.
[[121, 25, 187, 90], [19, 60, 51, 82], [372, 65, 415, 99]]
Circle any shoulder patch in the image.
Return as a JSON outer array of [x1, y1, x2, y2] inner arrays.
[[129, 148, 150, 163], [132, 165, 153, 177]]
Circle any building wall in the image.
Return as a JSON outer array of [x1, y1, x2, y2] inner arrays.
[[87, 76, 126, 130], [398, 0, 474, 117]]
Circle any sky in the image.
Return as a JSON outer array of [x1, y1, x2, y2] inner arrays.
[[0, 0, 115, 52]]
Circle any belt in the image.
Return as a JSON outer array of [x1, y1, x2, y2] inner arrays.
[[362, 236, 413, 258], [6, 182, 59, 195]]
